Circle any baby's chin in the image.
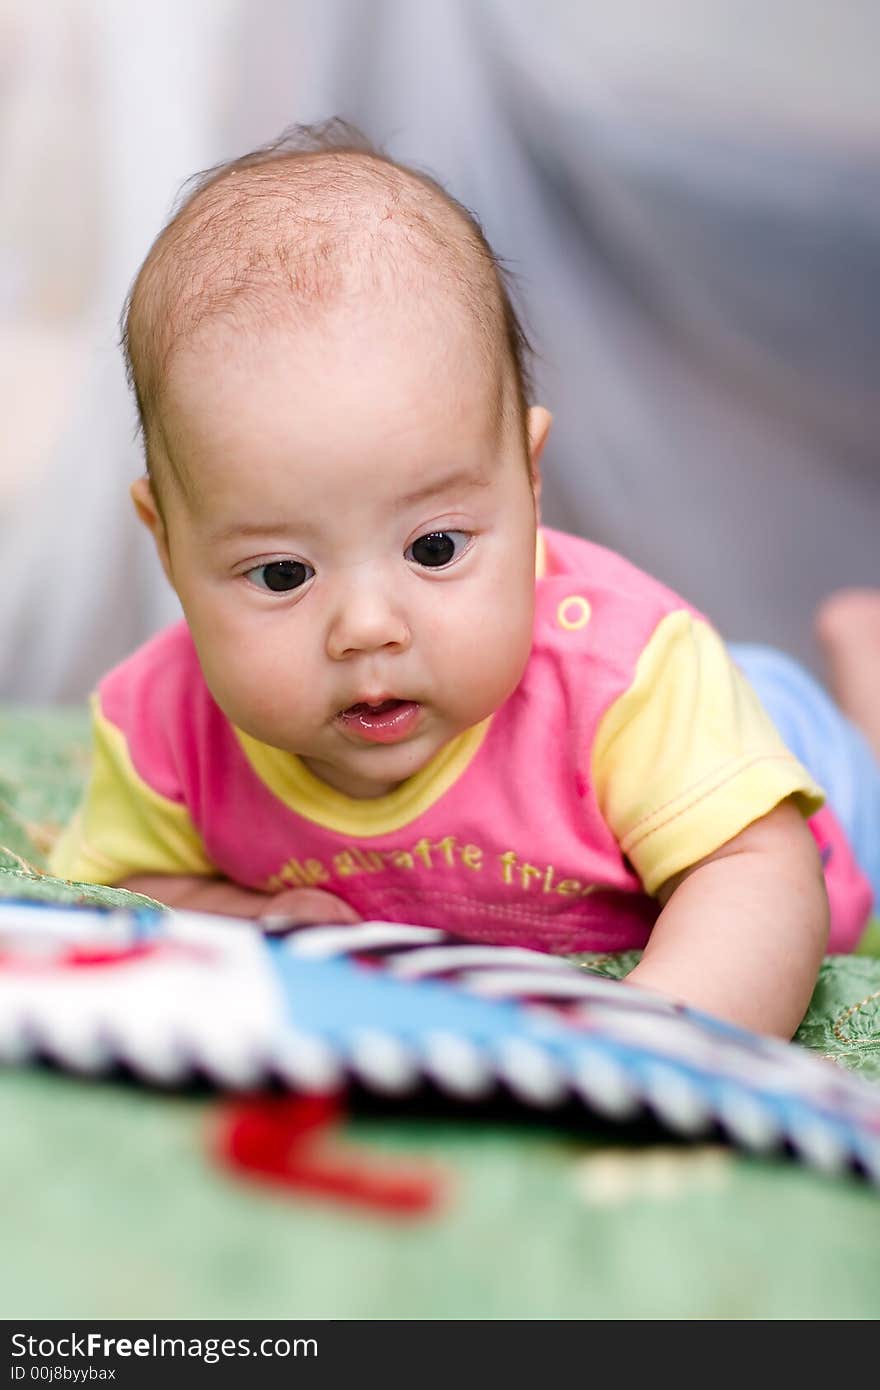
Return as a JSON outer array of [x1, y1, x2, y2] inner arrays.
[[299, 754, 411, 800], [302, 729, 454, 799]]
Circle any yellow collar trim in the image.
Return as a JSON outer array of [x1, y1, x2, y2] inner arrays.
[[233, 717, 492, 836]]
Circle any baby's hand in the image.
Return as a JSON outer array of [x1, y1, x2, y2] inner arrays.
[[259, 886, 362, 930], [114, 874, 361, 930]]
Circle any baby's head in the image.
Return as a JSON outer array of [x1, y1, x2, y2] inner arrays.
[[124, 121, 552, 798]]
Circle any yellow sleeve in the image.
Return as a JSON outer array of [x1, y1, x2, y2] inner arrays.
[[48, 696, 216, 886], [592, 612, 824, 894]]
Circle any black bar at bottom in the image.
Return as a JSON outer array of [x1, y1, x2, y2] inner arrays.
[[4, 1321, 609, 1385]]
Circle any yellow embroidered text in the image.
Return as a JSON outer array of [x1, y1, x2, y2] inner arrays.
[[266, 835, 598, 899]]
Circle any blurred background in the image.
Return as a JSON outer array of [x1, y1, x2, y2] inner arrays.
[[1, 0, 878, 700]]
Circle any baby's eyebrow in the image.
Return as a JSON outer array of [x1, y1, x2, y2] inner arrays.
[[203, 469, 492, 543], [206, 519, 312, 544], [399, 467, 492, 509]]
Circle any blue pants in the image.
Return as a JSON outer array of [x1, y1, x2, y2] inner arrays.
[[732, 644, 880, 912]]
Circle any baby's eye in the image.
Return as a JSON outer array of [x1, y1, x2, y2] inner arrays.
[[245, 559, 314, 593], [405, 530, 470, 569]]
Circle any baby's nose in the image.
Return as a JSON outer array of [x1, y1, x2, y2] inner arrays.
[[325, 583, 411, 660]]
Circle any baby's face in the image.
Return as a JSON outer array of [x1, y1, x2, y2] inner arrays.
[[139, 308, 546, 798]]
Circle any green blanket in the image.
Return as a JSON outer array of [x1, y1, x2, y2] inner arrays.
[[2, 706, 879, 1319]]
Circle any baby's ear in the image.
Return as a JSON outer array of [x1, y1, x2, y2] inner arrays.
[[527, 406, 552, 508], [130, 475, 174, 585]]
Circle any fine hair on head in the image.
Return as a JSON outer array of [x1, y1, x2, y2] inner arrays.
[[120, 118, 535, 498]]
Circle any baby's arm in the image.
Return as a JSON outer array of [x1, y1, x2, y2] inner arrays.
[[116, 875, 361, 926], [625, 798, 829, 1039]]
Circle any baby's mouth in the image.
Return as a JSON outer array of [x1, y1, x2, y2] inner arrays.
[[336, 699, 423, 745]]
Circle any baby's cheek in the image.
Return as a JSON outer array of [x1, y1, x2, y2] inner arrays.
[[449, 614, 531, 711], [236, 669, 317, 727], [198, 644, 303, 731]]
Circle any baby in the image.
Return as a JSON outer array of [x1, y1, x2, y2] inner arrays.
[[50, 123, 880, 1039]]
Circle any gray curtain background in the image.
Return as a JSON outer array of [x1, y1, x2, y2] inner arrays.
[[2, 0, 877, 698]]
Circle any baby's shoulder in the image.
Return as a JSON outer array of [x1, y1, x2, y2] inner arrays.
[[539, 527, 696, 611], [534, 529, 701, 673], [96, 621, 208, 737]]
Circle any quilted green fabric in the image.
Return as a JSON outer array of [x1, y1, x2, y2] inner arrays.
[[1, 705, 879, 1319]]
